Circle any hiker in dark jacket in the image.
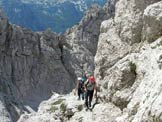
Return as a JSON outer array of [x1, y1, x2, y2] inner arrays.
[[75, 77, 85, 100]]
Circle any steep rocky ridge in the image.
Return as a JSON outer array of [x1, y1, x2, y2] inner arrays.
[[95, 0, 162, 121], [95, 0, 160, 81], [0, 1, 115, 121], [2, 0, 162, 122], [0, 9, 74, 122], [63, 1, 117, 79], [0, 1, 117, 121], [18, 0, 162, 122]]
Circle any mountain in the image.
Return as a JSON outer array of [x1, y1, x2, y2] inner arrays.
[[0, 2, 110, 122], [1, 0, 162, 122], [0, 0, 107, 33], [17, 0, 162, 121]]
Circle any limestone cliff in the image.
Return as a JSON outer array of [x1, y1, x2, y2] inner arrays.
[[0, 9, 73, 122], [95, 0, 162, 121], [63, 2, 116, 79], [2, 0, 162, 122]]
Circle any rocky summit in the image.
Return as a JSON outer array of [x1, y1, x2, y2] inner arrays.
[[1, 0, 162, 122]]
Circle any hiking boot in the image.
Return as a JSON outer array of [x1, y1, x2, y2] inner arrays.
[[89, 108, 92, 111], [86, 108, 89, 111], [89, 103, 91, 108]]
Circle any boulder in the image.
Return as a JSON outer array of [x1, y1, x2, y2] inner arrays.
[[143, 1, 162, 42]]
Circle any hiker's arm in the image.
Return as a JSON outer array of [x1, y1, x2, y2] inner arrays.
[[75, 80, 79, 94], [94, 83, 97, 96], [76, 80, 79, 90], [84, 80, 88, 91]]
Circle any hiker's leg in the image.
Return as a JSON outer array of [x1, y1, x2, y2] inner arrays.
[[89, 90, 94, 107], [85, 90, 89, 108], [82, 89, 84, 100], [78, 88, 81, 100], [82, 93, 84, 100]]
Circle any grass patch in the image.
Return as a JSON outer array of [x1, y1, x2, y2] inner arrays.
[[103, 82, 108, 89], [151, 41, 162, 49], [151, 116, 162, 122], [48, 106, 58, 113], [79, 117, 83, 122], [60, 102, 67, 113], [129, 62, 137, 75], [52, 98, 65, 105], [77, 105, 83, 111]]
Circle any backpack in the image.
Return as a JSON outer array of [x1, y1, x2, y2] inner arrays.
[[79, 77, 86, 89], [86, 80, 96, 91]]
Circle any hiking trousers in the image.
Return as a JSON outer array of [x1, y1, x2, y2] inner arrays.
[[85, 90, 94, 108], [78, 88, 84, 100]]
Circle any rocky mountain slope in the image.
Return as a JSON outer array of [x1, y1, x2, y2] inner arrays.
[[63, 4, 107, 79], [0, 0, 107, 33], [0, 1, 111, 121], [0, 9, 74, 122], [1, 0, 162, 122]]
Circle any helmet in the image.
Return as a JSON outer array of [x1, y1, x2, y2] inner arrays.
[[77, 77, 82, 81], [89, 76, 95, 81]]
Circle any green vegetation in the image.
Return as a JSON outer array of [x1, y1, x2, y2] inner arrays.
[[48, 106, 58, 113], [151, 116, 162, 122], [151, 41, 162, 49], [129, 62, 137, 75], [77, 105, 83, 111], [103, 82, 108, 89], [60, 102, 67, 113], [78, 117, 83, 122], [52, 99, 65, 105]]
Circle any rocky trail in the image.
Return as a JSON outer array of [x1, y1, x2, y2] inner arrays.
[[18, 92, 121, 122]]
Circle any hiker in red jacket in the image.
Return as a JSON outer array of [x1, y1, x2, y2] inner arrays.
[[84, 75, 97, 109]]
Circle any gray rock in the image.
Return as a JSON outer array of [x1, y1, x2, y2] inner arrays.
[[3, 0, 162, 122], [95, 0, 161, 82], [142, 1, 162, 42], [114, 0, 160, 44], [95, 0, 162, 122], [0, 93, 12, 122], [63, 2, 116, 79], [0, 9, 74, 121]]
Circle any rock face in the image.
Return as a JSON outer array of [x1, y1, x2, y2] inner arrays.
[[120, 38, 162, 122], [95, 0, 161, 81], [114, 0, 160, 44], [63, 1, 117, 79], [2, 0, 162, 122], [0, 93, 12, 122], [0, 1, 117, 120], [95, 0, 162, 122], [0, 9, 74, 122], [142, 1, 162, 42]]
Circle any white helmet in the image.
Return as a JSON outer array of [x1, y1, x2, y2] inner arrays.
[[77, 77, 82, 81]]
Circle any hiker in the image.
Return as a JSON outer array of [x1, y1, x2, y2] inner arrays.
[[75, 77, 85, 100], [81, 74, 87, 99], [81, 74, 87, 87], [84, 75, 97, 109]]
